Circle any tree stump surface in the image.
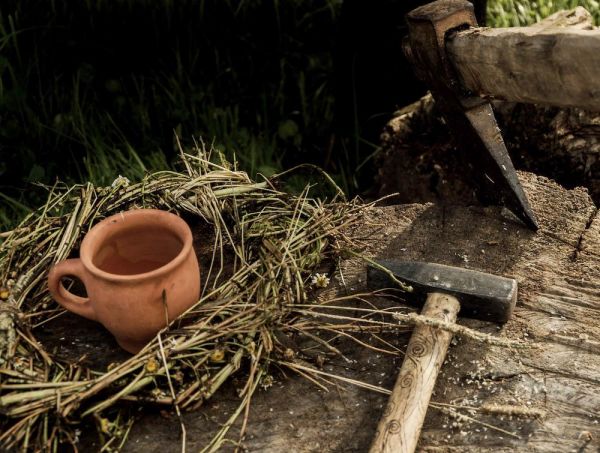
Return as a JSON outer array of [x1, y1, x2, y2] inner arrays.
[[119, 171, 599, 452]]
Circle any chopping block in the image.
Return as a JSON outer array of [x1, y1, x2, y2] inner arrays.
[[367, 260, 517, 453]]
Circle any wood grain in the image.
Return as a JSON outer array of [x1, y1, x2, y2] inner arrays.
[[369, 293, 460, 453], [121, 171, 600, 452]]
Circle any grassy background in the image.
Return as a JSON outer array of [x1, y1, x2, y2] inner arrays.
[[1, 0, 599, 229], [489, 0, 599, 26]]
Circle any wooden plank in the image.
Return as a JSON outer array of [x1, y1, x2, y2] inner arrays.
[[446, 11, 600, 111]]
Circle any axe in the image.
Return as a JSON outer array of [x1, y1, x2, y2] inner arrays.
[[401, 0, 599, 230]]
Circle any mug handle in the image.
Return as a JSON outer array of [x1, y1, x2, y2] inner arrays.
[[48, 259, 97, 321]]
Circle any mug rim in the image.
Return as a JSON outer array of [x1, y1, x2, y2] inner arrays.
[[79, 209, 193, 282]]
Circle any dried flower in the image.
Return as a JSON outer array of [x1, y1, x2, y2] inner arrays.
[[151, 388, 165, 398], [311, 273, 330, 288], [260, 374, 274, 390], [210, 349, 225, 363], [98, 417, 111, 434], [145, 357, 159, 373], [111, 175, 130, 188]]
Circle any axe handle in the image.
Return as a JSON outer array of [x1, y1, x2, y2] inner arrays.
[[369, 293, 460, 453]]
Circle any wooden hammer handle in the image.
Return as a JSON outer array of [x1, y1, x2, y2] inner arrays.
[[369, 292, 460, 453]]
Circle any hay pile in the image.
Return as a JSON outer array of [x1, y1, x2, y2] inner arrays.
[[0, 145, 402, 451]]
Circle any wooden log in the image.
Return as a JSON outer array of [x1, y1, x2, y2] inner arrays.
[[446, 8, 600, 111]]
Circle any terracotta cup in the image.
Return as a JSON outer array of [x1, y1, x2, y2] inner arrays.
[[48, 209, 200, 353]]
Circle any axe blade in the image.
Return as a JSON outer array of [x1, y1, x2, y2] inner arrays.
[[462, 103, 538, 230], [405, 0, 539, 230]]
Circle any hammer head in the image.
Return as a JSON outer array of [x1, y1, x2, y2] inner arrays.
[[368, 260, 517, 323]]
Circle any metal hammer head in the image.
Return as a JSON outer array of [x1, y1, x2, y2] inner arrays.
[[403, 0, 538, 230], [368, 260, 517, 323]]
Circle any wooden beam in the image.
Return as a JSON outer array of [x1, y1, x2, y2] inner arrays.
[[446, 8, 600, 111]]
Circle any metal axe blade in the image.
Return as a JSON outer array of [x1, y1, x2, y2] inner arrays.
[[404, 0, 539, 230]]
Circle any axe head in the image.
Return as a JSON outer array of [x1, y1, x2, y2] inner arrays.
[[404, 0, 539, 230]]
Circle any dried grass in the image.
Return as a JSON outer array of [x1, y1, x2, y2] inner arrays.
[[0, 140, 532, 451], [0, 142, 404, 451]]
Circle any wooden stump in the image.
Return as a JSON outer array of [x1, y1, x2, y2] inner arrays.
[[119, 171, 599, 452]]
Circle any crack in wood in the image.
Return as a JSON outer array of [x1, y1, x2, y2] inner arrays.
[[572, 206, 599, 261], [546, 335, 600, 354], [521, 362, 600, 386]]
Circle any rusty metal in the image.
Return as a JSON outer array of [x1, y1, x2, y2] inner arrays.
[[404, 0, 539, 230]]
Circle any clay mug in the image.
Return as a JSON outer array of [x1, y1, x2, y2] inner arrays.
[[48, 209, 200, 353]]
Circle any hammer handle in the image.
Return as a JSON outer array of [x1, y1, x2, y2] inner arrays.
[[370, 292, 460, 453]]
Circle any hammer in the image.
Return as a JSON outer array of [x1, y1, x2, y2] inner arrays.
[[367, 260, 517, 453]]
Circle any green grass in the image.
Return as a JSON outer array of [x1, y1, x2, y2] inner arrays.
[[488, 0, 600, 27], [0, 0, 342, 230], [1, 0, 598, 230]]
